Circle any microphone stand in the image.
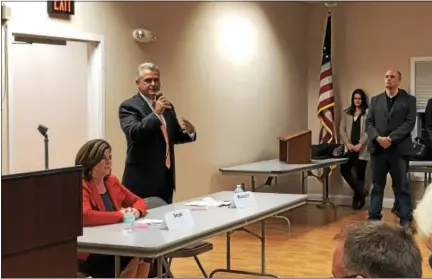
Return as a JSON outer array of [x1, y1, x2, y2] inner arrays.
[[37, 124, 49, 169], [43, 134, 49, 170]]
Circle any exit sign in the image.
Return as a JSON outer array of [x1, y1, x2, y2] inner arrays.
[[47, 1, 75, 15]]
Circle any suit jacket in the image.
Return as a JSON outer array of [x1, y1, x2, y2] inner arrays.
[[424, 98, 432, 147], [365, 89, 416, 156], [118, 93, 196, 198], [339, 109, 370, 161], [78, 174, 147, 261]]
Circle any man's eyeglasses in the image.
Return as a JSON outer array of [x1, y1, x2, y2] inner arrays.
[[143, 78, 160, 84]]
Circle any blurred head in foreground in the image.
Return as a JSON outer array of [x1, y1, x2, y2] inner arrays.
[[332, 221, 422, 278]]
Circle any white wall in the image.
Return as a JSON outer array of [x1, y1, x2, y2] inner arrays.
[[1, 2, 310, 201], [127, 2, 310, 200], [1, 20, 9, 173], [1, 2, 147, 176], [9, 41, 88, 173]]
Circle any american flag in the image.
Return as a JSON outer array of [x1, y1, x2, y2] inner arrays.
[[317, 12, 336, 145]]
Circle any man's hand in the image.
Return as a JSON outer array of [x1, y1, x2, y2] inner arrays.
[[181, 117, 195, 134], [376, 136, 391, 149], [352, 143, 362, 152], [347, 143, 354, 151], [154, 96, 172, 115]]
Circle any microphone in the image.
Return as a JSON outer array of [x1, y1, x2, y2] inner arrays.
[[155, 92, 178, 120], [155, 92, 172, 108], [155, 91, 163, 101], [156, 93, 189, 134], [37, 124, 48, 138]]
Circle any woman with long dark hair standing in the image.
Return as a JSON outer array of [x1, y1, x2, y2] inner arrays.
[[339, 89, 370, 210]]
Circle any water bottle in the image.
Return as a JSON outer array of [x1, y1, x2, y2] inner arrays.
[[230, 184, 244, 208], [234, 184, 244, 193], [123, 208, 135, 232]]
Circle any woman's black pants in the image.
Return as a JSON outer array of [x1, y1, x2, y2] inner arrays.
[[340, 154, 367, 196]]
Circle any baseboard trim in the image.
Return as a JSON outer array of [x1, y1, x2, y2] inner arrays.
[[307, 193, 396, 209]]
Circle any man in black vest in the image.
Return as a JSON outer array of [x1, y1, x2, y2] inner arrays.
[[365, 69, 416, 228]]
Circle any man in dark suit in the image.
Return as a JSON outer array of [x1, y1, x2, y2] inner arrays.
[[366, 69, 416, 227], [392, 98, 432, 217], [424, 97, 432, 150], [118, 62, 196, 204]]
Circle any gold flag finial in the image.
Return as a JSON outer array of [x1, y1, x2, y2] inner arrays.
[[324, 2, 337, 14]]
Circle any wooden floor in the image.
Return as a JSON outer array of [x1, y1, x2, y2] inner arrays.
[[171, 204, 432, 278]]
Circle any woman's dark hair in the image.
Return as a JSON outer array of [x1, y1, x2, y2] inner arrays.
[[344, 89, 368, 116], [75, 139, 111, 180]]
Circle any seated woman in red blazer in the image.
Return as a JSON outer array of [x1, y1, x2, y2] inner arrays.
[[75, 139, 150, 278]]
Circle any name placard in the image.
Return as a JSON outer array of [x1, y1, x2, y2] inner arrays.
[[164, 209, 195, 231], [233, 191, 257, 209]]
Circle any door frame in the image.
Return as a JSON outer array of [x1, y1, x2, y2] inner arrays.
[[6, 26, 105, 172], [410, 56, 432, 182]]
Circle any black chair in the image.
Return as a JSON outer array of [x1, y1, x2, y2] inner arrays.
[[163, 242, 213, 278]]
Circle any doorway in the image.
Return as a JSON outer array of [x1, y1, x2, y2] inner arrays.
[[5, 27, 105, 173]]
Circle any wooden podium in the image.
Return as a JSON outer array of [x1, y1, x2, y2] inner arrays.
[[1, 166, 83, 278], [278, 130, 312, 164]]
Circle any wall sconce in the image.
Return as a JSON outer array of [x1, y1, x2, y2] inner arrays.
[[132, 29, 156, 43]]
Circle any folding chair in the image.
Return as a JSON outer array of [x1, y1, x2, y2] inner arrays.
[[163, 241, 213, 278]]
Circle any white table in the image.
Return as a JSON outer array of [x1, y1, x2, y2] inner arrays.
[[409, 161, 432, 188], [77, 191, 308, 278], [219, 158, 348, 209]]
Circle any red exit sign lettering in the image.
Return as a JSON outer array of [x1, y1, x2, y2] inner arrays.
[[47, 1, 75, 15]]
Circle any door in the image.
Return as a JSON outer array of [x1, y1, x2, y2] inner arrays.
[[9, 39, 89, 173]]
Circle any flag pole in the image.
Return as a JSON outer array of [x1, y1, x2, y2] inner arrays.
[[324, 2, 337, 144], [314, 2, 339, 181]]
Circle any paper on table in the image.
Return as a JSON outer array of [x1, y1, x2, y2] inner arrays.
[[184, 197, 231, 207], [135, 218, 164, 225]]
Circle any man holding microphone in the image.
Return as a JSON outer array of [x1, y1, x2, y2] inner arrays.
[[118, 62, 197, 204]]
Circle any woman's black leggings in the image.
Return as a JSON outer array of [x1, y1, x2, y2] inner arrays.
[[340, 154, 367, 196]]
